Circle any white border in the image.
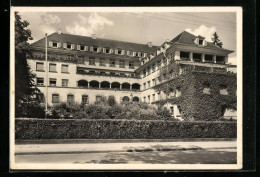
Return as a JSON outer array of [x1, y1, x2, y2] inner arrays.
[[10, 6, 243, 170]]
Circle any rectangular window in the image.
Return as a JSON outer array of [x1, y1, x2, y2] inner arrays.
[[36, 62, 44, 71], [170, 107, 174, 114], [93, 46, 98, 52], [163, 58, 167, 65], [49, 78, 56, 86], [61, 64, 69, 73], [129, 61, 134, 68], [53, 42, 58, 48], [152, 64, 156, 72], [67, 43, 72, 49], [37, 93, 44, 103], [147, 67, 150, 75], [119, 60, 125, 68], [143, 97, 146, 103], [78, 56, 85, 63], [143, 83, 146, 90], [80, 45, 85, 51], [157, 60, 161, 70], [82, 95, 89, 104], [152, 79, 155, 86], [36, 78, 44, 86], [49, 63, 56, 72], [52, 94, 59, 103], [100, 58, 105, 66], [110, 59, 116, 67], [96, 95, 102, 102], [148, 95, 150, 104], [152, 94, 155, 102], [67, 94, 74, 103], [89, 57, 95, 65], [143, 69, 146, 77], [148, 81, 151, 88], [62, 79, 68, 87]]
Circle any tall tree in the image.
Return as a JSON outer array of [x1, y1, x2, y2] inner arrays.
[[211, 32, 223, 48], [15, 12, 38, 115]]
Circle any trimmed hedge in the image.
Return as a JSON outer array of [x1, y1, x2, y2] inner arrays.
[[15, 118, 237, 140]]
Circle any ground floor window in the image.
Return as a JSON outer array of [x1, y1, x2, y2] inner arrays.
[[122, 96, 130, 102], [82, 95, 89, 104], [67, 94, 74, 104], [52, 94, 60, 103]]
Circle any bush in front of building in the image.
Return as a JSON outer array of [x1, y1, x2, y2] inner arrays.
[[16, 102, 45, 118], [15, 118, 237, 140]]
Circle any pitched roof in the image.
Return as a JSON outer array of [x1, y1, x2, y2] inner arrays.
[[31, 32, 158, 53], [170, 31, 233, 52]]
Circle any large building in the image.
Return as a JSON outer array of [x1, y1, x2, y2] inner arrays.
[[28, 30, 237, 120]]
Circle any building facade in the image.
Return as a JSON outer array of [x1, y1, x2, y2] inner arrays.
[[28, 30, 236, 120]]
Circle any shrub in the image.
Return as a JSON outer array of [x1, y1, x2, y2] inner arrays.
[[16, 102, 45, 118], [85, 104, 109, 119], [107, 95, 117, 107], [49, 102, 83, 119], [15, 119, 237, 140]]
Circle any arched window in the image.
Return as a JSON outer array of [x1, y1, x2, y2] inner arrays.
[[132, 83, 140, 90], [122, 96, 130, 102], [122, 82, 130, 90], [78, 80, 88, 88], [89, 80, 99, 88], [133, 96, 139, 102], [101, 81, 110, 89], [111, 82, 120, 89]]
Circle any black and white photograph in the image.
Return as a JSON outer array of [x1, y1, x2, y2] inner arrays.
[[10, 7, 242, 170]]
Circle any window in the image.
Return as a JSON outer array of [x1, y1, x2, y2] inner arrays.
[[80, 45, 85, 51], [82, 95, 89, 104], [143, 69, 146, 77], [52, 94, 59, 103], [147, 67, 150, 75], [148, 95, 150, 104], [157, 60, 161, 69], [78, 56, 85, 63], [62, 79, 68, 87], [158, 92, 161, 100], [67, 43, 72, 49], [110, 59, 116, 67], [176, 87, 182, 97], [67, 55, 74, 60], [67, 94, 74, 104], [49, 63, 56, 72], [61, 64, 68, 73], [100, 58, 105, 66], [96, 95, 102, 102], [152, 79, 155, 86], [220, 84, 228, 95], [89, 57, 95, 65], [49, 78, 56, 86], [36, 62, 44, 71], [163, 58, 167, 65], [143, 96, 146, 103], [93, 46, 98, 52], [152, 94, 155, 102], [119, 60, 125, 68], [170, 107, 174, 114], [129, 61, 134, 68], [127, 51, 133, 56], [199, 39, 203, 45], [152, 64, 156, 72], [148, 81, 151, 88], [53, 42, 58, 48], [36, 78, 44, 86], [143, 83, 146, 90], [103, 48, 110, 54]]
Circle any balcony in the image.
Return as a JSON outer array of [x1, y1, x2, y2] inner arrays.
[[76, 70, 141, 79]]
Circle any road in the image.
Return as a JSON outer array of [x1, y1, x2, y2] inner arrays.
[[16, 148, 236, 164]]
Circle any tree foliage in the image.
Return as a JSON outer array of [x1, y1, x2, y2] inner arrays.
[[211, 32, 223, 48], [15, 12, 39, 116]]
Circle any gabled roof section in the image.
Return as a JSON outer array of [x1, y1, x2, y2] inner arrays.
[[31, 32, 158, 53], [170, 31, 233, 53]]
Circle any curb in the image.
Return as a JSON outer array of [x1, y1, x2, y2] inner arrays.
[[15, 146, 236, 156]]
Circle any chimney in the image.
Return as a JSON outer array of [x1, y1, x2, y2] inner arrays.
[[147, 42, 152, 47], [58, 29, 61, 35], [92, 34, 97, 39]]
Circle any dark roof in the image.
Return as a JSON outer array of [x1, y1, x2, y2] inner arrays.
[[31, 32, 158, 53], [170, 31, 233, 52]]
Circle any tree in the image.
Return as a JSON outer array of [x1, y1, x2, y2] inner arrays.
[[15, 12, 39, 116], [211, 32, 223, 48]]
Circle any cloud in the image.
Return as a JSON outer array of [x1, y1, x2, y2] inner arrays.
[[66, 13, 114, 36], [185, 25, 216, 41], [41, 14, 61, 25]]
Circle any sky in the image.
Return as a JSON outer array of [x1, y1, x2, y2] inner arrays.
[[18, 11, 237, 64]]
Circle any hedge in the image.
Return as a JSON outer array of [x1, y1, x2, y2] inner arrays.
[[15, 118, 236, 140]]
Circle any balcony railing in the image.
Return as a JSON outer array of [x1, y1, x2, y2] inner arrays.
[[77, 70, 141, 79]]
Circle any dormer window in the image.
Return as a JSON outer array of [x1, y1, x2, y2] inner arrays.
[[53, 42, 58, 48], [93, 46, 98, 52], [103, 47, 110, 54], [199, 39, 203, 45], [80, 45, 84, 51], [67, 44, 72, 49]]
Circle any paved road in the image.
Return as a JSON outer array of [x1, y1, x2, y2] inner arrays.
[[15, 141, 237, 164], [15, 148, 236, 164]]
